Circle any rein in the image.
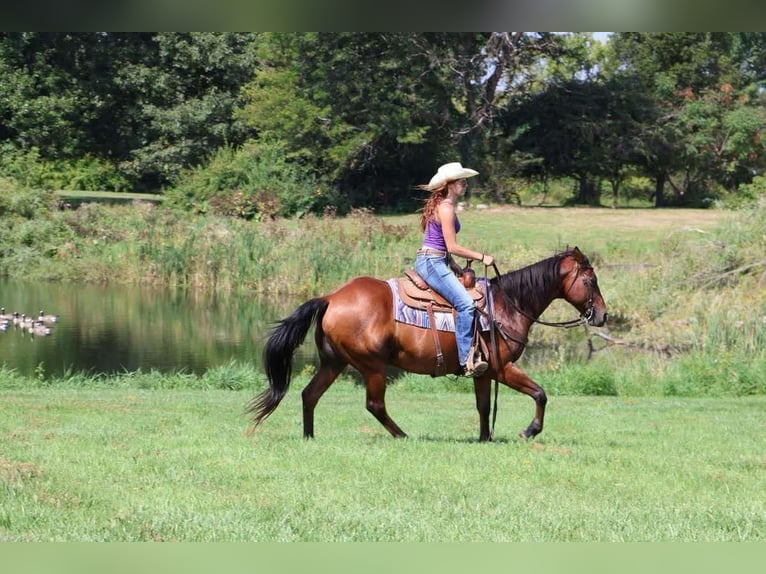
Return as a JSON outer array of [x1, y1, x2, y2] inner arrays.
[[484, 264, 501, 439], [523, 312, 591, 329]]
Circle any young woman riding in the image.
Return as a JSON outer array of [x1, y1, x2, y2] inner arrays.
[[415, 162, 494, 377]]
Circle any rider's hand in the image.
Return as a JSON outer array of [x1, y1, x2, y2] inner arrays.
[[481, 253, 494, 266]]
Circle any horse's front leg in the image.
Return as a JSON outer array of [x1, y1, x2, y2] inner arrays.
[[501, 362, 547, 439], [473, 376, 492, 442]]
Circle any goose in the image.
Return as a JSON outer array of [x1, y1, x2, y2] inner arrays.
[[38, 310, 58, 324], [13, 313, 32, 326], [29, 321, 52, 336], [0, 308, 14, 321]]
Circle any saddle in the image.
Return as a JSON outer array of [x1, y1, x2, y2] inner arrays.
[[396, 265, 487, 377], [398, 268, 485, 313]]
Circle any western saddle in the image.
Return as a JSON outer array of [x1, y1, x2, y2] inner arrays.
[[396, 264, 487, 375]]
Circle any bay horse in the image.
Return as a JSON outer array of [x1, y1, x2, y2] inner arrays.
[[247, 247, 607, 441]]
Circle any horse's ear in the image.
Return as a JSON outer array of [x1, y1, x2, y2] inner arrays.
[[570, 247, 592, 268]]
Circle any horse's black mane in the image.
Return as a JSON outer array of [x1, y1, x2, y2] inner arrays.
[[491, 249, 584, 312]]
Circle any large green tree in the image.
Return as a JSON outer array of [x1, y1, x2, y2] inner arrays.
[[604, 32, 766, 205], [0, 32, 259, 191], [238, 32, 565, 210], [501, 76, 654, 206], [2, 32, 763, 209], [0, 32, 108, 157]]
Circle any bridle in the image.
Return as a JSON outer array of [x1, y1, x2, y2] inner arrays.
[[489, 260, 596, 330]]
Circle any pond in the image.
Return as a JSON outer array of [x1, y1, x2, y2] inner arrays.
[[0, 279, 311, 378], [1, 279, 596, 379]]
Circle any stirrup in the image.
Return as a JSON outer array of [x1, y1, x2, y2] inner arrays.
[[463, 346, 488, 377], [461, 361, 488, 378]]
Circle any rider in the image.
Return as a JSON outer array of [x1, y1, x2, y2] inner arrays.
[[415, 162, 494, 377]]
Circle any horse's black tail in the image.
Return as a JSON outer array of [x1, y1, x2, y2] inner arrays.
[[246, 297, 329, 431]]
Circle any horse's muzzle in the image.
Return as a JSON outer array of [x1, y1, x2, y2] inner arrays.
[[588, 309, 607, 327]]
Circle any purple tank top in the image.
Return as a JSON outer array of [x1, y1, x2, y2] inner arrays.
[[422, 215, 460, 251]]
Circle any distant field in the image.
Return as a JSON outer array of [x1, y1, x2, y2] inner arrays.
[[387, 206, 723, 264]]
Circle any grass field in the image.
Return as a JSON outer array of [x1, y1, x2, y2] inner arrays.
[[1, 383, 764, 541], [2, 203, 764, 542]]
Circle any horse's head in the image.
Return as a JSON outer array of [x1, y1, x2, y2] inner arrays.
[[559, 247, 608, 326]]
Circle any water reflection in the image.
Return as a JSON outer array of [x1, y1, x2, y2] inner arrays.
[[0, 279, 312, 377]]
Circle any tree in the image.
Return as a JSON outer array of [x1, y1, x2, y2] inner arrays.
[[239, 32, 567, 210], [501, 75, 653, 206], [239, 33, 441, 210], [672, 83, 766, 197], [603, 32, 764, 205], [106, 32, 260, 190], [0, 32, 105, 157], [0, 32, 260, 191]]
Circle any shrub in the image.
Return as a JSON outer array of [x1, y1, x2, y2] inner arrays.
[[662, 352, 766, 397], [544, 363, 618, 396], [202, 360, 264, 390], [58, 156, 131, 192], [0, 181, 56, 219], [0, 146, 129, 192], [166, 139, 337, 218], [723, 175, 766, 208]]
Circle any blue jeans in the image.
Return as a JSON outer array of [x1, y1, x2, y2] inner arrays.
[[415, 254, 476, 366]]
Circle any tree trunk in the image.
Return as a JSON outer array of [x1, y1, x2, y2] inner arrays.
[[654, 172, 665, 207]]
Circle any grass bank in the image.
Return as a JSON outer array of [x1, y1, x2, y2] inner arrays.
[[0, 199, 724, 294], [2, 199, 765, 396]]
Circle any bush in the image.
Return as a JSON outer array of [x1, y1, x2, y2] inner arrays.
[[0, 179, 56, 219], [662, 352, 766, 397], [202, 360, 265, 390], [544, 363, 618, 396], [722, 175, 766, 208], [58, 156, 131, 192], [0, 146, 130, 192], [166, 139, 337, 218]]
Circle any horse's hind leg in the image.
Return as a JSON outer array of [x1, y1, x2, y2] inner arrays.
[[364, 370, 407, 438], [501, 363, 548, 439], [302, 358, 346, 439]]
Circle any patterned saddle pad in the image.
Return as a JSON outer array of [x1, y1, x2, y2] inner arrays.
[[386, 278, 491, 332]]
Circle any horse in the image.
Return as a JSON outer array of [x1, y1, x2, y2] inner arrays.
[[247, 247, 607, 441]]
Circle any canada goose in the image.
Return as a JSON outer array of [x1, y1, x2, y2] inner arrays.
[[38, 310, 58, 324], [13, 313, 32, 326], [0, 308, 16, 321], [29, 321, 52, 336]]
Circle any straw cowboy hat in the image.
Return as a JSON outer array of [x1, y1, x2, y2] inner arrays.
[[424, 162, 479, 191]]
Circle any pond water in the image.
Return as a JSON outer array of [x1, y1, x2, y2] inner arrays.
[[1, 279, 594, 379], [0, 279, 312, 378]]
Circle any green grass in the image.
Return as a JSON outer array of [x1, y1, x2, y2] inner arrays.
[[2, 200, 765, 542], [1, 384, 764, 541]]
